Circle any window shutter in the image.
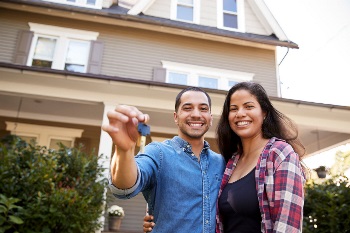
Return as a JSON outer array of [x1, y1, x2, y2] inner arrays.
[[13, 30, 34, 65], [87, 41, 104, 74], [152, 67, 166, 82]]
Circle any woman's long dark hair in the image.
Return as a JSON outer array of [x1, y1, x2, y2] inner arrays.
[[216, 82, 305, 163]]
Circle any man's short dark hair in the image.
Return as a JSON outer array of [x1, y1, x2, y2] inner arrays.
[[174, 87, 211, 112]]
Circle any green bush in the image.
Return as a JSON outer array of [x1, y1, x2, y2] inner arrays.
[[303, 176, 350, 232], [0, 135, 107, 233]]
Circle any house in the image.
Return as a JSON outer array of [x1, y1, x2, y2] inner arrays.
[[1, 0, 350, 232]]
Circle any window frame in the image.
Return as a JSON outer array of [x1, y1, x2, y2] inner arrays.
[[162, 61, 254, 90], [27, 23, 99, 73], [5, 122, 83, 150], [171, 0, 200, 24], [217, 0, 245, 32], [41, 0, 103, 9]]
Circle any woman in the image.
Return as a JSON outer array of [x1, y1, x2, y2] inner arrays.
[[143, 82, 306, 233], [215, 82, 306, 233]]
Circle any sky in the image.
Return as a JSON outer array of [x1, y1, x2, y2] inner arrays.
[[264, 0, 350, 107], [263, 1, 350, 176]]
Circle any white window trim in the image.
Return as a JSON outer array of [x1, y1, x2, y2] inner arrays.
[[162, 61, 254, 90], [27, 23, 99, 71], [41, 0, 103, 9], [217, 0, 245, 32], [170, 0, 200, 24], [5, 122, 83, 149], [28, 23, 99, 41]]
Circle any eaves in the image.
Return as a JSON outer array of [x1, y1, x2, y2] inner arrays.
[[0, 0, 298, 49], [2, 62, 348, 112]]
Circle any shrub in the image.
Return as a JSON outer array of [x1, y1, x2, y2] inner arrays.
[[303, 176, 350, 232], [0, 135, 107, 233]]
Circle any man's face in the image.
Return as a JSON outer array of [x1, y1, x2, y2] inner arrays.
[[174, 91, 212, 141]]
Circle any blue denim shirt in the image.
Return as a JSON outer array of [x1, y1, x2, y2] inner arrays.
[[109, 136, 225, 233]]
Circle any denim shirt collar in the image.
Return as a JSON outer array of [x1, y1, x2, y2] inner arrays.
[[172, 136, 210, 153]]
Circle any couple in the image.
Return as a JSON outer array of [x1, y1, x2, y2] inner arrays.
[[102, 82, 306, 233]]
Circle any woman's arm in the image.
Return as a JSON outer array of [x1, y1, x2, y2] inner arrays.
[[271, 148, 305, 232]]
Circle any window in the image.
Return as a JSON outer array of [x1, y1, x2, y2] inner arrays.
[[162, 61, 254, 90], [217, 0, 245, 32], [27, 23, 99, 73], [171, 0, 200, 23], [5, 122, 83, 150], [41, 0, 103, 9]]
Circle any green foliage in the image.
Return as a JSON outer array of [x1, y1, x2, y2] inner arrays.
[[0, 194, 23, 233], [303, 176, 350, 232], [0, 135, 107, 233]]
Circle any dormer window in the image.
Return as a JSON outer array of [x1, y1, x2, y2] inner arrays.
[[217, 0, 245, 32], [171, 0, 200, 24]]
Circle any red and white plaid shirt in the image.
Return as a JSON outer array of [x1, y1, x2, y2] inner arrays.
[[216, 137, 305, 233]]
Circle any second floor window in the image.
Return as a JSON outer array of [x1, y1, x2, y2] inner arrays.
[[171, 0, 199, 23], [27, 23, 99, 73], [218, 0, 245, 32]]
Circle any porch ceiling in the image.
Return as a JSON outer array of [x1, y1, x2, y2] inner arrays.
[[1, 67, 350, 157]]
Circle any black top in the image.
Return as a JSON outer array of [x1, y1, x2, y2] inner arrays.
[[218, 168, 262, 233]]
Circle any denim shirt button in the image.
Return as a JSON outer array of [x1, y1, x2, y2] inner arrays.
[[191, 153, 194, 156], [205, 220, 209, 224]]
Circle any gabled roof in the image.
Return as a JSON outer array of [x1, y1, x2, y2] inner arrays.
[[0, 0, 298, 48], [127, 0, 293, 46]]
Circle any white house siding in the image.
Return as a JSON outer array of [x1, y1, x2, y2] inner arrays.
[[245, 0, 270, 35], [144, 0, 171, 19], [201, 0, 217, 27]]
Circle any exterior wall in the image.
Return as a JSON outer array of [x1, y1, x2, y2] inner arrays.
[[245, 1, 269, 35], [144, 0, 269, 35], [144, 0, 171, 19], [0, 8, 279, 96]]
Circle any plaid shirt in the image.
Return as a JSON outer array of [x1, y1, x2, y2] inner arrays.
[[216, 137, 305, 233]]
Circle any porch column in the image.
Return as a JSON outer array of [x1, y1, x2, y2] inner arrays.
[[96, 102, 117, 233]]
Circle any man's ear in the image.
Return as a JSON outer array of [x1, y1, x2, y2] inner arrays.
[[174, 112, 178, 124]]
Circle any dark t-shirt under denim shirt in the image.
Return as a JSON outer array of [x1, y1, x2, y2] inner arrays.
[[109, 136, 225, 233]]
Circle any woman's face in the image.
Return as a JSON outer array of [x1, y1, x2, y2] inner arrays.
[[228, 89, 266, 140]]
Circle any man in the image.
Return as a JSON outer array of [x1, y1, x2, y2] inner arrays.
[[102, 87, 225, 233]]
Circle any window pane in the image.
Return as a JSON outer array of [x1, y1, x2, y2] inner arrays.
[[168, 72, 188, 85], [66, 40, 89, 65], [65, 64, 85, 72], [87, 0, 96, 5], [32, 59, 53, 68], [177, 5, 193, 21], [50, 139, 72, 150], [19, 136, 37, 145], [224, 13, 238, 28], [199, 76, 218, 89], [33, 37, 56, 60], [223, 0, 237, 12], [66, 0, 76, 2], [228, 80, 238, 88]]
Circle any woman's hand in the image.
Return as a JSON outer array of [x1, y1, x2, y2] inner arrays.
[[143, 215, 155, 232]]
